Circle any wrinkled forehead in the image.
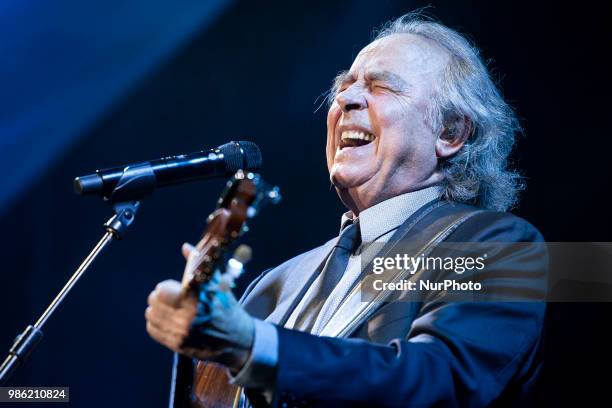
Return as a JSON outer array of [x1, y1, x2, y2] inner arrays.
[[350, 33, 450, 80]]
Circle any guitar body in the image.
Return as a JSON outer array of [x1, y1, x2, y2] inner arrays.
[[168, 171, 279, 408], [171, 355, 241, 408], [193, 361, 242, 408]]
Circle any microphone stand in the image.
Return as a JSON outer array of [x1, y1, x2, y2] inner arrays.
[[0, 200, 141, 385]]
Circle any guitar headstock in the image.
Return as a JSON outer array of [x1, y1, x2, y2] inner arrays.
[[181, 171, 280, 293]]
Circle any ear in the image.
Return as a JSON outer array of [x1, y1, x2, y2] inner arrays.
[[435, 114, 472, 159]]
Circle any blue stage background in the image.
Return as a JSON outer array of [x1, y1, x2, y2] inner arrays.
[[0, 1, 608, 406]]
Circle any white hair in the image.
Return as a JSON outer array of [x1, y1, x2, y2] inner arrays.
[[331, 12, 524, 211]]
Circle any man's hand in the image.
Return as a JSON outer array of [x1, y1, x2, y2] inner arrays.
[[145, 243, 255, 372]]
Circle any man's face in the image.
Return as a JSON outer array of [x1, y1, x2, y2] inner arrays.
[[326, 33, 450, 213]]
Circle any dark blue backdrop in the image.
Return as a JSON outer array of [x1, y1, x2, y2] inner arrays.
[[0, 1, 608, 406]]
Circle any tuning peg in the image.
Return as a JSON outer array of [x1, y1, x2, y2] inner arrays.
[[225, 245, 253, 281], [267, 186, 281, 205]]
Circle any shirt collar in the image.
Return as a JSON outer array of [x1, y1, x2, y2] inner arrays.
[[340, 185, 442, 243]]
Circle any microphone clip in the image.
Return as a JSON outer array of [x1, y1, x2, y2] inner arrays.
[[107, 163, 156, 203]]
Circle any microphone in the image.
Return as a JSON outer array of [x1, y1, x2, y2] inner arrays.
[[74, 141, 262, 202]]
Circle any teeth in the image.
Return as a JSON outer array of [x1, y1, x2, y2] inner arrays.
[[341, 130, 375, 142]]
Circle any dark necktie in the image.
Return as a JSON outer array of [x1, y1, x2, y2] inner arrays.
[[293, 220, 360, 332]]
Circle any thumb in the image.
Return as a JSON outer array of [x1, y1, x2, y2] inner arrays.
[[182, 242, 197, 261]]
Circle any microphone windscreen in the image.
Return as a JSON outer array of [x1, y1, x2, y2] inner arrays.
[[237, 141, 263, 170], [218, 141, 242, 171], [219, 140, 262, 172]]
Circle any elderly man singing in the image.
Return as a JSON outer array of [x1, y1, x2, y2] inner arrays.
[[145, 13, 547, 408]]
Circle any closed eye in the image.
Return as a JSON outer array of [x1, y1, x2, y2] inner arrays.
[[371, 83, 396, 93], [365, 70, 409, 94]]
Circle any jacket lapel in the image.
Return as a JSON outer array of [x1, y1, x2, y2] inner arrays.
[[242, 238, 336, 326]]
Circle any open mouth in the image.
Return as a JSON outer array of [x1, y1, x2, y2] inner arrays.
[[339, 130, 376, 149]]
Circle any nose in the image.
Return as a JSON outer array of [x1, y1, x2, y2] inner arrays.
[[336, 87, 367, 113]]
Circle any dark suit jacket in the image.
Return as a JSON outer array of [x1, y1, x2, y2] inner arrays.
[[240, 201, 548, 407]]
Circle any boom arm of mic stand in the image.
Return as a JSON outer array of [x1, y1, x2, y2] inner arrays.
[[0, 200, 141, 385]]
